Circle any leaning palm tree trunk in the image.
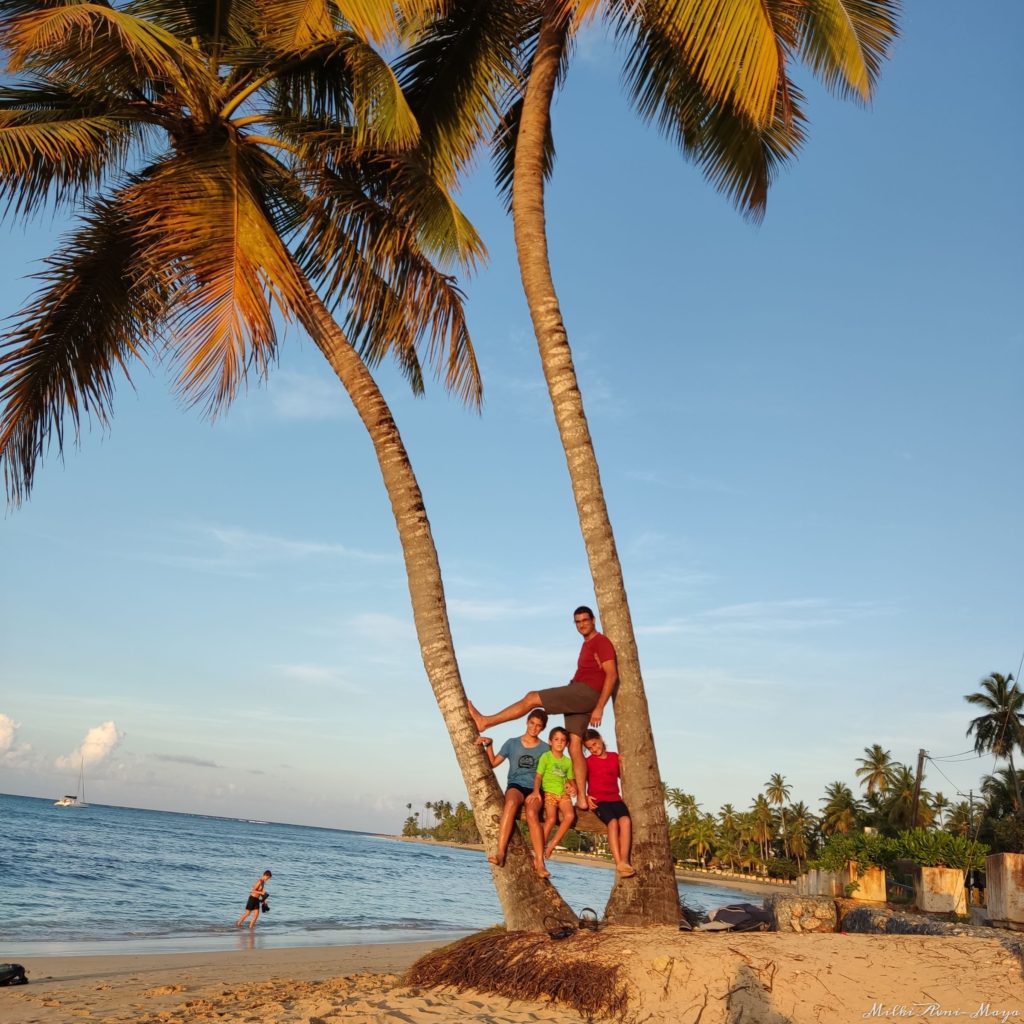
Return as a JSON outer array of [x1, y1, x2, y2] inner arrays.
[[296, 274, 574, 930], [510, 7, 677, 926]]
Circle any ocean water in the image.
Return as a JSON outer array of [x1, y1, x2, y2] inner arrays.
[[1, 794, 758, 956]]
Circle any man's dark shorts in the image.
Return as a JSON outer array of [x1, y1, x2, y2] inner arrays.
[[593, 800, 630, 825], [537, 681, 599, 737]]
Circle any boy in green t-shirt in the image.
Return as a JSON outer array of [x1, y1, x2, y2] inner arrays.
[[527, 727, 576, 877]]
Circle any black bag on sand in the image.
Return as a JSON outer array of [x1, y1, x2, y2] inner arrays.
[[0, 963, 28, 986], [698, 903, 772, 933]]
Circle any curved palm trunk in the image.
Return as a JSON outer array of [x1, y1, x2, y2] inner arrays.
[[294, 275, 573, 931], [510, 6, 677, 926]]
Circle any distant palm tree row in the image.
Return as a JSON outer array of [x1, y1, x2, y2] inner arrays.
[[663, 672, 1024, 876]]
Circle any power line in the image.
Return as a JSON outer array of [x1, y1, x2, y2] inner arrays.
[[928, 749, 982, 762]]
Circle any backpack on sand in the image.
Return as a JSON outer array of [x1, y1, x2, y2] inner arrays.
[[0, 963, 28, 986]]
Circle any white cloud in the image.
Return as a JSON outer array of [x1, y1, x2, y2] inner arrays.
[[56, 720, 125, 770], [0, 713, 15, 753]]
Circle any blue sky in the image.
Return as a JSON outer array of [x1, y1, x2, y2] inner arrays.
[[2, 2, 1021, 833]]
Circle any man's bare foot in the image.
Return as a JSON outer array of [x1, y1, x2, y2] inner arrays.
[[487, 853, 505, 867], [544, 844, 555, 860], [615, 862, 636, 877], [467, 701, 485, 733], [576, 797, 591, 811], [534, 858, 551, 879]]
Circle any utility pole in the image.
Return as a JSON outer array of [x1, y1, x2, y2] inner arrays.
[[910, 748, 927, 827]]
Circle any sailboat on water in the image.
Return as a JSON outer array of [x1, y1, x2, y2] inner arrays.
[[54, 758, 87, 807]]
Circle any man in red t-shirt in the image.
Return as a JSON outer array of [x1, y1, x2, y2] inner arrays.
[[469, 606, 617, 811]]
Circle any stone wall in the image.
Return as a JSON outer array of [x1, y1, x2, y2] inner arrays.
[[765, 894, 837, 933]]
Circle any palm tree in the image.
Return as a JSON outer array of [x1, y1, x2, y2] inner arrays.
[[749, 794, 775, 863], [820, 781, 858, 836], [884, 765, 933, 830], [785, 801, 814, 873], [765, 773, 792, 858], [966, 672, 1024, 818], [855, 744, 896, 797], [404, 0, 900, 924], [687, 814, 717, 869], [0, 0, 571, 931], [981, 766, 1024, 819], [930, 791, 951, 829]]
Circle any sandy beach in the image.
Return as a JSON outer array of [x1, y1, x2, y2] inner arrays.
[[6, 927, 1021, 1024]]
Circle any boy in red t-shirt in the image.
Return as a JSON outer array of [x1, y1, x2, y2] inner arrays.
[[584, 729, 635, 878]]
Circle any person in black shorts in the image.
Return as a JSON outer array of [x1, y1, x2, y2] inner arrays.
[[469, 607, 616, 810], [584, 729, 634, 877], [235, 869, 271, 929], [476, 709, 549, 867]]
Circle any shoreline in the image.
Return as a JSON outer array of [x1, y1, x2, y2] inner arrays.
[[389, 834, 788, 896]]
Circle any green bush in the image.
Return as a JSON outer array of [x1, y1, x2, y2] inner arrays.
[[814, 832, 900, 874], [897, 829, 987, 870]]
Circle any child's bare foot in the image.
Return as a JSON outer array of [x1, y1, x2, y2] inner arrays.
[[467, 701, 485, 733], [487, 852, 505, 867], [544, 844, 555, 860], [534, 857, 551, 879], [615, 862, 636, 877]]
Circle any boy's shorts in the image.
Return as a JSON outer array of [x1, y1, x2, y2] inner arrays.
[[543, 791, 569, 816], [537, 681, 598, 737], [593, 800, 630, 824]]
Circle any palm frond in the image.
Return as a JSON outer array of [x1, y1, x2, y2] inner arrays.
[[0, 82, 141, 215], [395, 0, 526, 186], [797, 0, 900, 103], [260, 0, 337, 49], [333, 0, 446, 45], [0, 191, 166, 504], [128, 0, 263, 50], [630, 0, 788, 129], [3, 3, 217, 118], [127, 141, 308, 415], [622, 10, 804, 220], [267, 33, 419, 151], [293, 154, 482, 407]]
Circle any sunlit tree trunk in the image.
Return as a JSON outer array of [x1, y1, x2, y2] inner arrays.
[[297, 275, 574, 930], [510, 4, 677, 926]]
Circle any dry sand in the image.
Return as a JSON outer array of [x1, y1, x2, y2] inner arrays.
[[5, 927, 1021, 1024]]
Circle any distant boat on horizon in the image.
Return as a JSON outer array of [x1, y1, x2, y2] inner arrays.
[[54, 757, 87, 808]]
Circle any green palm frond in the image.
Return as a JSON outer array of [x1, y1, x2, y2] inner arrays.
[[128, 142, 308, 414], [266, 33, 419, 150], [0, 82, 143, 215], [0, 192, 167, 504], [395, 0, 526, 186], [293, 153, 482, 406], [797, 0, 900, 102], [3, 4, 215, 110]]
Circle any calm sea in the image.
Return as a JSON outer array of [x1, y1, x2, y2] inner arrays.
[[1, 793, 757, 956]]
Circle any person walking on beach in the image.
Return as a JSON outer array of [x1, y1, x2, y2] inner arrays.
[[235, 870, 271, 929], [476, 709, 549, 868], [584, 729, 635, 878], [469, 606, 616, 812]]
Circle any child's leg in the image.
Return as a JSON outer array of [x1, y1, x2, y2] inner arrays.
[[525, 798, 549, 878], [610, 814, 635, 876], [490, 790, 525, 867], [544, 797, 576, 858], [542, 798, 558, 844]]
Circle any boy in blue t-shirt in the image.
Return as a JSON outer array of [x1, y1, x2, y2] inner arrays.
[[477, 708, 549, 867]]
